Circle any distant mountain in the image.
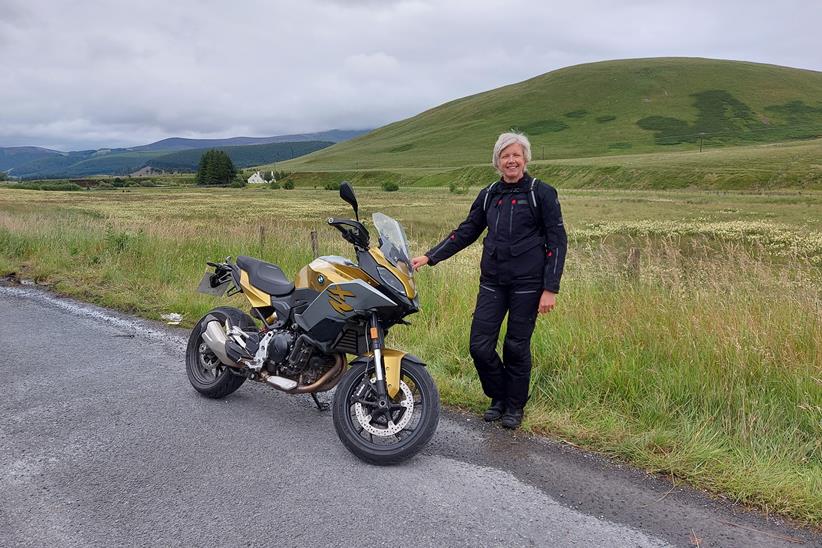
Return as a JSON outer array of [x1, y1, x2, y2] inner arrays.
[[8, 150, 167, 179], [0, 129, 364, 178], [129, 129, 369, 152], [146, 141, 333, 171], [0, 146, 63, 172]]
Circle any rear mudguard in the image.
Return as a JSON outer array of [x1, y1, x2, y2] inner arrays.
[[350, 350, 426, 399]]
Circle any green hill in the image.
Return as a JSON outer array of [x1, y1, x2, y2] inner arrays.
[[146, 141, 333, 171], [279, 58, 822, 171], [9, 141, 334, 179]]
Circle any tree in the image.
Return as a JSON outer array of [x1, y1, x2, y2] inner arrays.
[[0, 171, 7, 181], [195, 150, 237, 186]]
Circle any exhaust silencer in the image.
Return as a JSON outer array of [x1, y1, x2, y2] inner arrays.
[[201, 315, 237, 367]]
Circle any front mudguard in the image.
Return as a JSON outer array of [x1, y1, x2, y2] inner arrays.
[[350, 350, 426, 399]]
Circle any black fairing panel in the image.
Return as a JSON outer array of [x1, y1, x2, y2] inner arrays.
[[295, 280, 396, 337]]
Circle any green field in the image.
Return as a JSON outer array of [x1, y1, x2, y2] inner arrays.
[[275, 58, 822, 171], [1, 185, 820, 524]]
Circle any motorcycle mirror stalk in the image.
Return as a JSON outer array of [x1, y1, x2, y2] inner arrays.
[[339, 181, 359, 222]]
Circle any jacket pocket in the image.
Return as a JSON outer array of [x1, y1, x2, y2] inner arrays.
[[510, 234, 544, 256], [480, 238, 497, 277]]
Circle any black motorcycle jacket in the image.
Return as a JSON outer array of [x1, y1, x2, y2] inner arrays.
[[425, 173, 567, 293]]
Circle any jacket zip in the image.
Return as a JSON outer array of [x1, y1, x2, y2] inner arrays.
[[509, 199, 514, 237]]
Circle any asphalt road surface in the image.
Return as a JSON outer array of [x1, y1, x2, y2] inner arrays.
[[1, 285, 818, 547]]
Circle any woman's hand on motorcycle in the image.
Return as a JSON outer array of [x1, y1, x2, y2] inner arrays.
[[411, 255, 430, 271]]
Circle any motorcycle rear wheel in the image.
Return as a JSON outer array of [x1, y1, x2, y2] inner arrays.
[[185, 307, 253, 399], [332, 360, 440, 465]]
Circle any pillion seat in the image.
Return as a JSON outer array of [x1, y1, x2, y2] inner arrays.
[[236, 256, 295, 297]]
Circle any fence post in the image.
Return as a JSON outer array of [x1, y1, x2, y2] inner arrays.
[[627, 247, 640, 279], [310, 230, 319, 258], [259, 225, 266, 253]]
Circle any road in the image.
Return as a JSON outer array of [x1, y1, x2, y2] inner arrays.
[[0, 284, 817, 547]]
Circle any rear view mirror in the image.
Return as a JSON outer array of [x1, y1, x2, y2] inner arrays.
[[339, 181, 359, 221]]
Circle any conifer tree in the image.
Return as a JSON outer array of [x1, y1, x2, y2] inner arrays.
[[195, 149, 237, 185]]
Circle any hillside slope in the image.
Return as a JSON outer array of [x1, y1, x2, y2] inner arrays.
[[146, 141, 333, 171], [129, 129, 368, 152], [280, 58, 822, 170]]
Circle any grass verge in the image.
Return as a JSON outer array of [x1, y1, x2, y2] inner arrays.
[[0, 186, 820, 525]]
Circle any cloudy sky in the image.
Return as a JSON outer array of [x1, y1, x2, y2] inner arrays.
[[1, 0, 819, 151]]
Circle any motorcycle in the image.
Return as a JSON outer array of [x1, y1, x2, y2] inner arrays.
[[185, 182, 440, 465]]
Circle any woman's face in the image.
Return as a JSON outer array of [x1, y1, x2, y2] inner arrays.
[[499, 143, 526, 182]]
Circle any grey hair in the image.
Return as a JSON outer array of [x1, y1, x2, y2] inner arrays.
[[492, 131, 532, 173]]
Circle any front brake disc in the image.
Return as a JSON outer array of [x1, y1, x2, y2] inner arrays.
[[354, 380, 414, 437]]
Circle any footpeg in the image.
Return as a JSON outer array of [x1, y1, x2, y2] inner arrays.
[[266, 375, 298, 390]]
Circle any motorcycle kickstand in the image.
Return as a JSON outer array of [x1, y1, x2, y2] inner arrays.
[[311, 393, 329, 411]]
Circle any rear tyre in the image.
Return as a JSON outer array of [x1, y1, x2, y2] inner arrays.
[[332, 360, 440, 465], [185, 307, 254, 399]]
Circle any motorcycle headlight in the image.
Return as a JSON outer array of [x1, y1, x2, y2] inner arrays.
[[377, 266, 407, 297]]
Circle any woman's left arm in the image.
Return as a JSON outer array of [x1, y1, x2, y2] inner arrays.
[[539, 184, 568, 295]]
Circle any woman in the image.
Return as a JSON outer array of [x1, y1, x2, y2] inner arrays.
[[411, 132, 567, 429]]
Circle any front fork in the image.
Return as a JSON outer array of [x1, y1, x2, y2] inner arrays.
[[368, 313, 391, 412]]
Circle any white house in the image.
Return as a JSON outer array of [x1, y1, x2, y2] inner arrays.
[[247, 171, 266, 184], [247, 171, 276, 185]]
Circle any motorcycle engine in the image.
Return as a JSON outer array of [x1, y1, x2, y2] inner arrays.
[[265, 329, 297, 372], [263, 330, 336, 384]]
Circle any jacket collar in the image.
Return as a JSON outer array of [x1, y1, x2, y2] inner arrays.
[[498, 172, 532, 189]]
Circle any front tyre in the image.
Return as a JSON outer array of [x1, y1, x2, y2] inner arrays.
[[332, 360, 440, 465], [185, 307, 253, 399]]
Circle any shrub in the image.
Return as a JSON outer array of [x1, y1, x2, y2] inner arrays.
[[519, 119, 569, 134], [324, 181, 340, 191], [283, 180, 294, 190], [449, 181, 469, 194], [382, 181, 399, 192], [564, 109, 588, 118], [269, 181, 281, 189]]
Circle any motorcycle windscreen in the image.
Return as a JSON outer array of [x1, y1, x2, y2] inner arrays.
[[197, 270, 230, 296], [295, 279, 396, 343]]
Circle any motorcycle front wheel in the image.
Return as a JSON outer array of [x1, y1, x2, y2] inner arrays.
[[332, 360, 440, 465]]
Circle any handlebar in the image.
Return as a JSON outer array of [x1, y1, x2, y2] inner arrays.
[[327, 217, 370, 248]]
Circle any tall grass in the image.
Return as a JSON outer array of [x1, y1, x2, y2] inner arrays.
[[0, 186, 820, 523]]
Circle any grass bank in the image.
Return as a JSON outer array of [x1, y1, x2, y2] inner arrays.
[[273, 138, 822, 191], [0, 186, 820, 524]]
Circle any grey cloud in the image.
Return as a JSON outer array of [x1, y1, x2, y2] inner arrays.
[[1, 0, 820, 150]]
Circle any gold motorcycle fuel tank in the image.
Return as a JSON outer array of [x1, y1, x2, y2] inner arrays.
[[295, 255, 380, 292]]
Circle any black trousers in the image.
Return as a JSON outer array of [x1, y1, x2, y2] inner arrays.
[[469, 281, 543, 410]]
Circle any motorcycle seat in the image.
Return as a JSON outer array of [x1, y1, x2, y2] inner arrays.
[[237, 256, 295, 297]]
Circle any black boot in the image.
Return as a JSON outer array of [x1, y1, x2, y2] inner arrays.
[[483, 399, 506, 422], [501, 407, 524, 429]]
